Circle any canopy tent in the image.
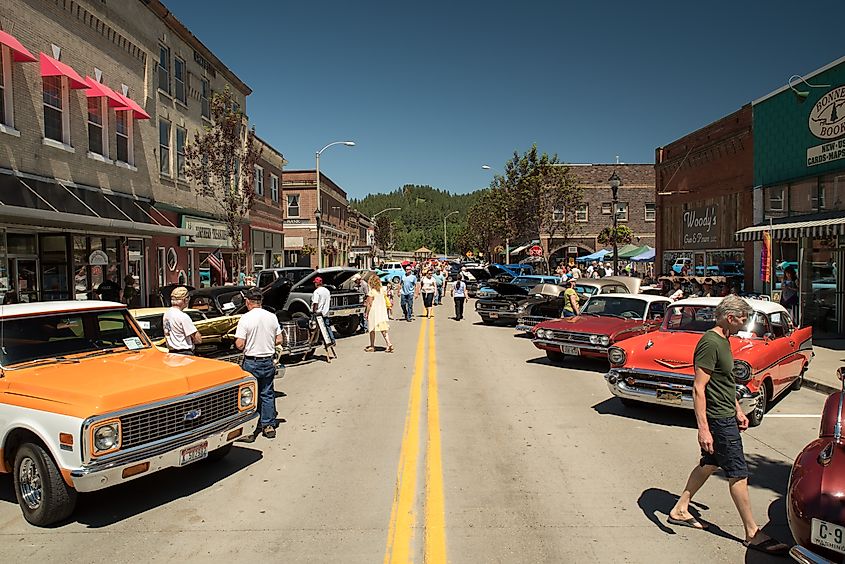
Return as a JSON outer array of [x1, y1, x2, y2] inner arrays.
[[575, 249, 610, 263], [603, 243, 641, 259], [631, 247, 655, 262]]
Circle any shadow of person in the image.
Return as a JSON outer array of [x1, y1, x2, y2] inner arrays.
[[592, 398, 698, 429], [743, 495, 793, 563], [711, 453, 792, 496], [638, 487, 743, 543]]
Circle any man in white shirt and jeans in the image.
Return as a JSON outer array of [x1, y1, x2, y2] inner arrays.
[[235, 289, 282, 441], [311, 276, 334, 341], [163, 286, 202, 355]]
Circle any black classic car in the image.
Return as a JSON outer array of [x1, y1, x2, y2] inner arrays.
[[475, 281, 542, 325]]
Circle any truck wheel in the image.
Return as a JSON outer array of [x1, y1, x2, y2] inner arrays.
[[334, 317, 359, 337], [392, 276, 400, 284], [13, 442, 77, 527], [205, 443, 233, 463], [291, 311, 309, 320], [748, 383, 768, 427], [546, 350, 565, 363], [481, 318, 496, 325]]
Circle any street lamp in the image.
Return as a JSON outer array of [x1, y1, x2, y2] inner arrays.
[[316, 140, 355, 268], [482, 164, 510, 263], [608, 171, 622, 275], [444, 211, 459, 258]]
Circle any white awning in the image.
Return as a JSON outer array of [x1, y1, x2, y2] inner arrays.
[[735, 214, 845, 242]]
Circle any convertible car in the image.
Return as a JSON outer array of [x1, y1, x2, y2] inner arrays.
[[130, 305, 241, 358], [530, 294, 671, 363], [604, 297, 813, 426]]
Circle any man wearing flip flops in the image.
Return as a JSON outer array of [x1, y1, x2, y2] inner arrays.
[[667, 295, 789, 556]]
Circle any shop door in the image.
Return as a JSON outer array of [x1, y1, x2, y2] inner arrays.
[[12, 258, 39, 303], [127, 240, 145, 308], [694, 252, 706, 277]]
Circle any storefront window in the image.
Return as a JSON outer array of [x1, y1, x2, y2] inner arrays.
[[821, 173, 845, 210], [802, 238, 838, 335], [73, 236, 122, 300], [7, 233, 36, 255], [765, 185, 787, 217], [40, 235, 69, 301]]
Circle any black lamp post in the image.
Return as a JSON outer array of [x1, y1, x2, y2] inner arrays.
[[314, 208, 322, 269], [608, 171, 622, 275]]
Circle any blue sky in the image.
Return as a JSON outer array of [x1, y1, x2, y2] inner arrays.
[[167, 1, 840, 199]]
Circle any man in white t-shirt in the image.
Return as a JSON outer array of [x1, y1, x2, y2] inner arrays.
[[570, 265, 582, 279], [311, 276, 334, 341], [162, 286, 202, 354], [235, 289, 283, 441]]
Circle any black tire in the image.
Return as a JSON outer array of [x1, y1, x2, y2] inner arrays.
[[291, 311, 309, 320], [205, 443, 233, 463], [748, 381, 769, 427], [546, 350, 565, 363], [13, 442, 77, 527], [791, 367, 806, 391], [334, 317, 359, 337], [392, 276, 400, 284], [481, 318, 496, 325]]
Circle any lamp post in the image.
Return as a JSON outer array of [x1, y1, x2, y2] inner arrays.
[[315, 140, 355, 269], [444, 211, 459, 258], [482, 164, 509, 263], [608, 171, 622, 275]]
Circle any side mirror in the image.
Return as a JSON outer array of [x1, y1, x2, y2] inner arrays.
[[837, 367, 845, 382], [763, 332, 774, 342]]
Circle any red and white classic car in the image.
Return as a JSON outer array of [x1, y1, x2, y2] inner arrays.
[[530, 294, 672, 363], [604, 297, 813, 426]]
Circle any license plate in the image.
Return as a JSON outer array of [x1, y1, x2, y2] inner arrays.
[[179, 441, 208, 466], [489, 312, 499, 319], [812, 518, 845, 555], [656, 389, 682, 404], [562, 345, 579, 356]]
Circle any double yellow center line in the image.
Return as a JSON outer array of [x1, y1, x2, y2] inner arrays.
[[384, 317, 447, 564]]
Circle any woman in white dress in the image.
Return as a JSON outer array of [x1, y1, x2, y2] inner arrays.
[[420, 270, 437, 318], [364, 274, 394, 353]]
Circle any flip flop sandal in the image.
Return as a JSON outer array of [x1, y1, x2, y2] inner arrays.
[[667, 516, 709, 530], [743, 537, 789, 555], [364, 347, 375, 352], [386, 346, 395, 353]]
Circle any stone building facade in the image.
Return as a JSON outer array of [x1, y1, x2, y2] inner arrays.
[[250, 135, 286, 272]]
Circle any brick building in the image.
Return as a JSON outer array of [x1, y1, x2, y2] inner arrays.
[[250, 135, 286, 272], [539, 164, 656, 265], [281, 170, 350, 268], [347, 209, 375, 268], [0, 0, 253, 304]]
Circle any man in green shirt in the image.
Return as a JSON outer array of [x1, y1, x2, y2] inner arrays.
[[667, 295, 788, 555]]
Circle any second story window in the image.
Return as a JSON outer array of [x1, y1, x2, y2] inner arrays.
[[158, 45, 170, 95], [644, 202, 656, 222], [601, 202, 612, 215], [43, 76, 67, 144], [0, 48, 7, 127], [201, 78, 210, 119], [287, 194, 300, 217], [768, 186, 785, 211], [553, 208, 565, 221], [254, 166, 264, 196], [87, 97, 106, 156], [176, 126, 187, 179], [575, 204, 588, 222], [115, 110, 132, 165], [159, 119, 171, 176], [616, 202, 629, 222], [270, 174, 279, 202], [174, 57, 186, 104]]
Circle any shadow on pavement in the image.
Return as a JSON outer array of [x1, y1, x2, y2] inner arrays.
[[637, 487, 740, 543], [33, 445, 264, 528], [592, 397, 698, 429], [743, 496, 793, 563], [525, 356, 608, 374], [712, 452, 792, 497]]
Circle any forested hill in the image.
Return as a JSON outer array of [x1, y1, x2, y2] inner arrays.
[[351, 185, 481, 254]]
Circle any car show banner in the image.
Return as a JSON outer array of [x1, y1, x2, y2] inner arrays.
[[760, 230, 771, 283]]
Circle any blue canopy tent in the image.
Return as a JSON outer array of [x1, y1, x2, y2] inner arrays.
[[631, 247, 655, 262], [575, 249, 610, 263]]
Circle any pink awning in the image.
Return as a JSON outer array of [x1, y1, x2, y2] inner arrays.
[[0, 30, 36, 62], [84, 76, 126, 107], [39, 52, 87, 89], [115, 92, 150, 120]]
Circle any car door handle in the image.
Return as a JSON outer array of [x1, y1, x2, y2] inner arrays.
[[789, 341, 795, 347]]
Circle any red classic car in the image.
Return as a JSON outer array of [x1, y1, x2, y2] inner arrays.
[[787, 366, 845, 563], [604, 297, 813, 426], [531, 294, 672, 363]]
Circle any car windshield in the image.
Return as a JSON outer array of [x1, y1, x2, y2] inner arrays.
[[582, 296, 646, 319], [662, 305, 767, 336], [575, 284, 598, 296], [513, 277, 544, 288], [279, 269, 313, 285], [0, 309, 147, 367]]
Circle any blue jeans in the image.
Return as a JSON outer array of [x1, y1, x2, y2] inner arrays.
[[242, 357, 277, 428], [401, 293, 414, 321]]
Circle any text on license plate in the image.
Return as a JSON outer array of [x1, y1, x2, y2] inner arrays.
[[812, 518, 845, 555], [489, 312, 499, 318], [561, 345, 579, 356], [656, 389, 683, 404], [180, 441, 208, 466]]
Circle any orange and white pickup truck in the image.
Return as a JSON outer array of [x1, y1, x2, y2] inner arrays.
[[0, 301, 259, 526]]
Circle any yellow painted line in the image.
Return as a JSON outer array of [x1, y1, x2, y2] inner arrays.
[[384, 317, 428, 564], [425, 318, 447, 563]]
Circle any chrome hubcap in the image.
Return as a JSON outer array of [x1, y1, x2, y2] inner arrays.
[[19, 457, 42, 510], [754, 389, 766, 420]]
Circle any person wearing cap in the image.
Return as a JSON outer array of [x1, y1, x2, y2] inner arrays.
[[235, 289, 283, 441], [162, 286, 202, 355], [400, 264, 419, 321], [700, 278, 714, 298]]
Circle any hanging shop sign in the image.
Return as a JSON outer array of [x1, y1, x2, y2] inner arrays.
[[180, 215, 233, 248], [682, 205, 719, 249], [89, 250, 109, 266], [807, 85, 845, 166]]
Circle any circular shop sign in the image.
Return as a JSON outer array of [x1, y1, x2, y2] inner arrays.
[[809, 85, 845, 139]]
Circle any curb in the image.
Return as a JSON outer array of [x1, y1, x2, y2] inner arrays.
[[804, 378, 839, 396]]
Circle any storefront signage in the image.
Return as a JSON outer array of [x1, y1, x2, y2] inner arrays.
[[89, 250, 109, 266], [807, 137, 845, 167], [180, 216, 233, 248], [809, 86, 845, 139], [285, 236, 304, 248], [682, 205, 719, 249], [350, 245, 372, 253]]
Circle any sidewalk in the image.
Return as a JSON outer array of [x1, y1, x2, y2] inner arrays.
[[804, 339, 845, 395]]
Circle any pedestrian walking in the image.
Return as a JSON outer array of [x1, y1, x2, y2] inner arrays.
[[353, 274, 370, 333], [400, 265, 418, 321], [385, 281, 395, 319], [234, 289, 283, 442], [311, 276, 334, 341], [363, 274, 394, 353], [780, 266, 799, 319], [162, 286, 202, 355], [669, 279, 685, 301], [432, 268, 445, 306], [667, 295, 788, 554], [420, 270, 436, 318], [452, 275, 466, 320]]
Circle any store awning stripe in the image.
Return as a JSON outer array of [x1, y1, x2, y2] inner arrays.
[[735, 216, 845, 241], [58, 181, 100, 218], [0, 30, 36, 62]]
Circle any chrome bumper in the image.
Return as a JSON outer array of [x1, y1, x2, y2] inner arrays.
[[532, 339, 608, 354], [69, 410, 259, 492], [789, 545, 832, 564], [604, 369, 760, 413], [329, 306, 365, 317]]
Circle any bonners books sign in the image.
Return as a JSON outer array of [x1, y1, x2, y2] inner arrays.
[[180, 215, 234, 248], [682, 205, 718, 249]]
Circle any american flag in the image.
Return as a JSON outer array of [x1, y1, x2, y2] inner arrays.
[[207, 250, 228, 282]]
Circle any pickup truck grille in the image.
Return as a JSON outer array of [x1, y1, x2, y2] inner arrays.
[[332, 293, 362, 307], [119, 387, 240, 449]]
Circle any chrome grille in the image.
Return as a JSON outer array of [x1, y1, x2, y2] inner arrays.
[[120, 387, 240, 449], [280, 320, 310, 348], [615, 369, 693, 391], [332, 293, 362, 307], [546, 330, 592, 344], [519, 315, 553, 327]]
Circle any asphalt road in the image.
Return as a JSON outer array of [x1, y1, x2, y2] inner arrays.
[[0, 297, 830, 563]]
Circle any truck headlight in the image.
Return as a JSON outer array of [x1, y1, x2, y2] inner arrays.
[[239, 382, 257, 410], [91, 420, 121, 455], [509, 303, 516, 311], [535, 329, 546, 339], [608, 347, 626, 366], [732, 360, 751, 382]]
